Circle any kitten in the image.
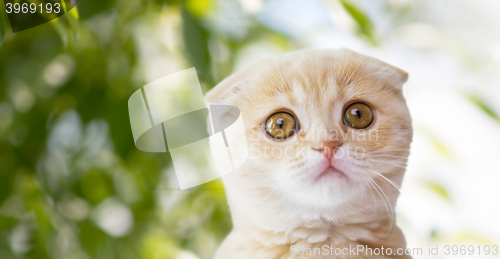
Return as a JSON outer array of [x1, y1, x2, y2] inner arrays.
[[205, 48, 413, 259]]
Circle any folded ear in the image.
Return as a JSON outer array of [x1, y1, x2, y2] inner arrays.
[[370, 59, 409, 89], [338, 48, 409, 90], [205, 76, 242, 105], [204, 69, 249, 135]]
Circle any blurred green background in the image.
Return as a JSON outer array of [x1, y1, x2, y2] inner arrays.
[[0, 0, 300, 258], [1, 0, 500, 258]]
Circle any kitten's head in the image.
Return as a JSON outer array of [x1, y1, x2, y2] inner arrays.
[[206, 49, 412, 229]]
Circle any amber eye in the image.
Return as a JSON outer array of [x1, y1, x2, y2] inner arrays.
[[265, 112, 297, 139], [343, 102, 374, 129]]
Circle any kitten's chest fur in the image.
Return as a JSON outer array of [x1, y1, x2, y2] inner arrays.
[[215, 218, 411, 259]]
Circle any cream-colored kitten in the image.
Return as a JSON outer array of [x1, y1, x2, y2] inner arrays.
[[205, 48, 413, 259]]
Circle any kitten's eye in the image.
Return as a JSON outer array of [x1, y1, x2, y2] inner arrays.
[[265, 112, 297, 139], [343, 102, 374, 129]]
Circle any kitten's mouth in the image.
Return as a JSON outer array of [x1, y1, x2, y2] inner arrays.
[[316, 166, 347, 181]]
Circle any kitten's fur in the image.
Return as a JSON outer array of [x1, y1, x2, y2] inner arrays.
[[205, 49, 413, 259]]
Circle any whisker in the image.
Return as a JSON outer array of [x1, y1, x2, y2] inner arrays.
[[367, 149, 411, 153], [369, 154, 409, 159], [346, 56, 369, 85], [369, 169, 401, 192], [362, 176, 379, 205], [369, 160, 408, 169], [367, 178, 391, 219], [369, 178, 395, 231]]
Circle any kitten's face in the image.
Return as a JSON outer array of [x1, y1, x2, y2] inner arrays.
[[206, 49, 412, 224]]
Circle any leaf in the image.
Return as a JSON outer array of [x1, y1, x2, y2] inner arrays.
[[48, 3, 80, 49], [467, 94, 500, 123], [422, 179, 452, 202], [185, 0, 213, 18], [339, 0, 377, 44], [419, 127, 453, 159], [431, 137, 452, 158]]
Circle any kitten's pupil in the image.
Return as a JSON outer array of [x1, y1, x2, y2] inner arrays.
[[351, 108, 362, 119], [277, 118, 284, 129]]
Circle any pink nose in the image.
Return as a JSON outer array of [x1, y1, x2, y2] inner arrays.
[[312, 140, 342, 159]]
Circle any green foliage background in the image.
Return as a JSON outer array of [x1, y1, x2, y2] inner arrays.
[[0, 0, 287, 258]]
